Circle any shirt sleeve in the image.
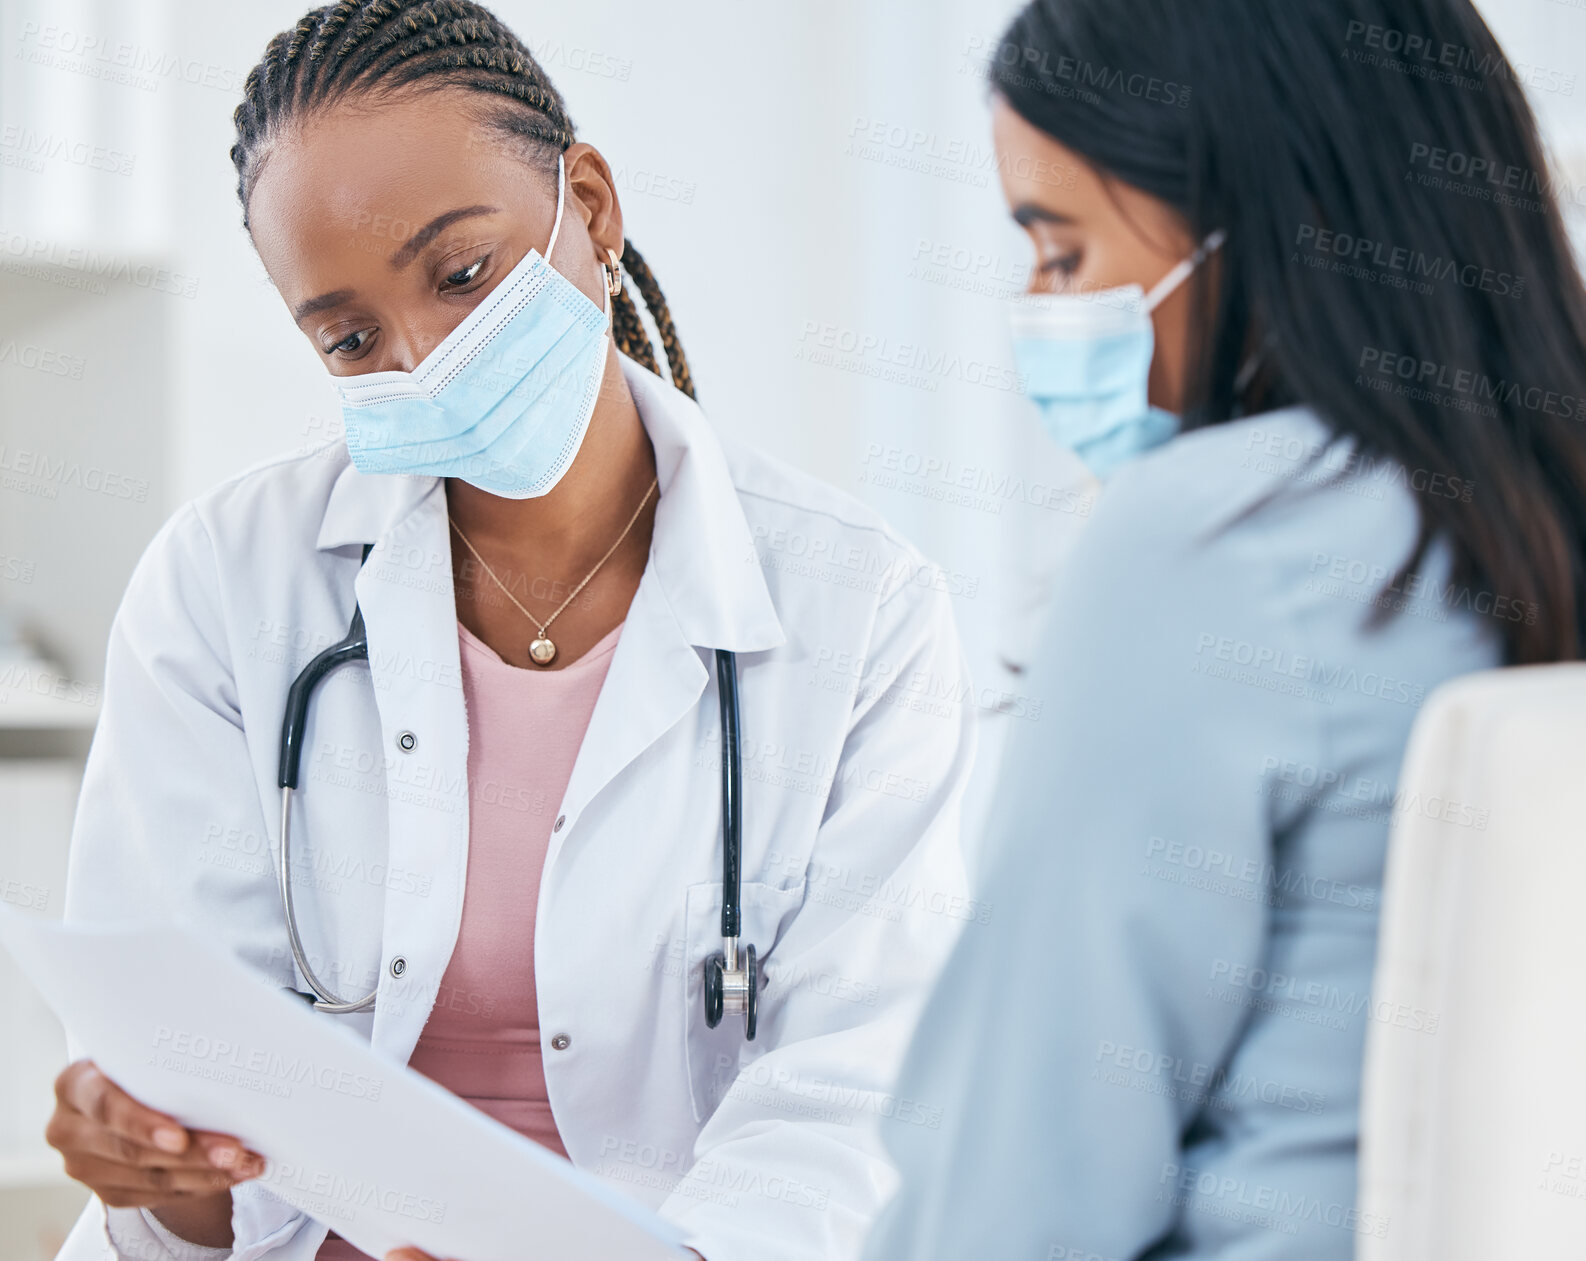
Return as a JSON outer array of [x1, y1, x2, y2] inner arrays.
[[61, 505, 311, 1261], [861, 469, 1322, 1261], [99, 1201, 236, 1261], [659, 554, 978, 1261], [62, 503, 252, 932]]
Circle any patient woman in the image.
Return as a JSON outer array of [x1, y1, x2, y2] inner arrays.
[[866, 0, 1586, 1258]]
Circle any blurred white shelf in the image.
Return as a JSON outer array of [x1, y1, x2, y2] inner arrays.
[[0, 1150, 70, 1189], [0, 674, 100, 730], [0, 759, 82, 1210]]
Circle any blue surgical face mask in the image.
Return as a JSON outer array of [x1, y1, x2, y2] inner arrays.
[[1009, 229, 1226, 482], [332, 153, 612, 499]]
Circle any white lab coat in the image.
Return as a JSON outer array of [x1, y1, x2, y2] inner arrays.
[[55, 355, 976, 1261]]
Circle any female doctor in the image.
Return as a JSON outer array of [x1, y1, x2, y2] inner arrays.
[[44, 4, 974, 1260]]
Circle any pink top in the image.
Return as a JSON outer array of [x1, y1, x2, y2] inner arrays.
[[317, 618, 623, 1260]]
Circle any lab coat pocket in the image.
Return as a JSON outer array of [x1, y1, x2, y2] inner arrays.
[[681, 878, 805, 1124]]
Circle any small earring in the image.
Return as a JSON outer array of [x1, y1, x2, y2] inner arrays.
[[603, 247, 623, 297]]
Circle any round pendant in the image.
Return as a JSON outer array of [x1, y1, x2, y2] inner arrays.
[[528, 636, 558, 666]]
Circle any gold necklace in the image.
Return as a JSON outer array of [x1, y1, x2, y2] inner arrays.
[[449, 477, 658, 666]]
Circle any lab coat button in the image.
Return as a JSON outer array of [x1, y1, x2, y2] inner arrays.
[[390, 956, 407, 977], [553, 815, 566, 832], [396, 730, 417, 752], [550, 1033, 571, 1050]]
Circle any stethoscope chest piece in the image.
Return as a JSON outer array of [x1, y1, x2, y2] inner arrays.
[[704, 940, 758, 1040]]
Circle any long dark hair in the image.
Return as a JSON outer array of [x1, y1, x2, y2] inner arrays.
[[229, 0, 695, 401], [992, 0, 1586, 664]]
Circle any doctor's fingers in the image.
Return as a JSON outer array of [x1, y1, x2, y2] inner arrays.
[[48, 1108, 266, 1184], [50, 1061, 264, 1174], [58, 1149, 246, 1207]]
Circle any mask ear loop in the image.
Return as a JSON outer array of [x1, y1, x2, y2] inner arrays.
[[546, 151, 613, 334], [1144, 228, 1228, 313], [545, 152, 570, 260]]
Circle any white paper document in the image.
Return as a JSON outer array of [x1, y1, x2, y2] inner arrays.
[[0, 905, 688, 1261]]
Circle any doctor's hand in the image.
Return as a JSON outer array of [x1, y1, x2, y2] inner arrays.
[[45, 1059, 267, 1208]]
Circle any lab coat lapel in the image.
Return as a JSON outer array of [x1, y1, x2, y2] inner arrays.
[[346, 477, 472, 1064], [621, 359, 785, 655], [555, 567, 706, 834], [553, 360, 785, 832]]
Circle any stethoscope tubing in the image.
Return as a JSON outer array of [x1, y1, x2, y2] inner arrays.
[[274, 543, 754, 1034], [715, 648, 742, 942]]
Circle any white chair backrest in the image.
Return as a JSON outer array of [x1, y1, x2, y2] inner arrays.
[[1359, 663, 1586, 1260]]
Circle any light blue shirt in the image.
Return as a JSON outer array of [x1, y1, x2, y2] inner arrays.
[[864, 408, 1503, 1260]]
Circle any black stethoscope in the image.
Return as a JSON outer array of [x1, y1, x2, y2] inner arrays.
[[274, 542, 759, 1039]]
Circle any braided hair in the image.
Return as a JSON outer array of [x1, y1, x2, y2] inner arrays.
[[230, 0, 694, 400]]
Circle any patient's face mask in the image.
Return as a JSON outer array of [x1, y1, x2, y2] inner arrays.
[[333, 154, 611, 498], [1009, 230, 1226, 482]]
